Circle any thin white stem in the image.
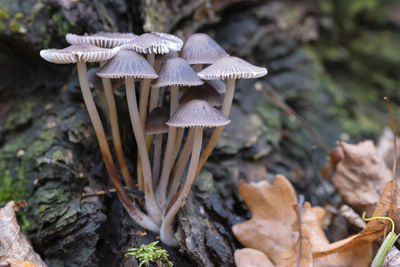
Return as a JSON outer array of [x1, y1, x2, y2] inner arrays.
[[195, 78, 236, 177], [170, 85, 179, 116], [161, 127, 203, 247], [168, 128, 194, 201], [156, 126, 177, 207], [101, 73, 135, 190], [125, 77, 161, 225], [76, 62, 159, 232], [152, 134, 163, 185], [172, 128, 184, 164]]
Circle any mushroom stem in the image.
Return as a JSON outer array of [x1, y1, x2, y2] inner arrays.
[[195, 78, 236, 177], [170, 85, 179, 116], [193, 64, 203, 72], [100, 64, 135, 190], [76, 62, 159, 233], [161, 127, 203, 247], [171, 128, 185, 164], [156, 126, 177, 207], [125, 77, 162, 225], [152, 133, 163, 185], [137, 53, 156, 191], [168, 128, 194, 201]]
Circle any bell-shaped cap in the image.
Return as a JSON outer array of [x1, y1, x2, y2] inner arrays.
[[167, 100, 230, 128], [122, 32, 183, 54], [88, 67, 124, 90], [205, 80, 226, 94], [146, 107, 169, 134], [40, 44, 118, 64], [180, 84, 222, 106], [66, 32, 138, 48], [97, 50, 158, 79], [181, 33, 228, 65], [152, 57, 203, 88], [198, 56, 268, 80]]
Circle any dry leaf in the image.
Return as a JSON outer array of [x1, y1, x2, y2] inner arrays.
[[6, 258, 37, 267], [234, 248, 274, 267], [324, 141, 392, 214], [0, 201, 47, 267], [339, 204, 367, 229], [233, 176, 372, 266], [313, 178, 397, 257], [232, 175, 298, 266]]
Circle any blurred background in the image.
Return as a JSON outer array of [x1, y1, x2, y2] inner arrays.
[[0, 0, 399, 266]]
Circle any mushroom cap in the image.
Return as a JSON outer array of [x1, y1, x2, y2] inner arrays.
[[121, 32, 183, 54], [197, 56, 268, 80], [180, 84, 223, 107], [40, 44, 118, 64], [66, 32, 138, 48], [181, 33, 229, 65], [88, 67, 124, 90], [97, 50, 158, 79], [205, 80, 226, 94], [146, 107, 169, 134], [152, 57, 203, 88], [167, 100, 230, 128]]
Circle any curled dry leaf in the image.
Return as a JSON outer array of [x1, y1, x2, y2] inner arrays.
[[234, 248, 274, 267], [233, 175, 372, 266], [0, 201, 47, 267], [323, 141, 392, 215], [313, 177, 397, 258], [339, 204, 367, 229]]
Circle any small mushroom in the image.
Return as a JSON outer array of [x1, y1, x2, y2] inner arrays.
[[196, 56, 268, 177], [152, 57, 203, 207], [145, 107, 169, 185], [179, 83, 223, 107], [97, 49, 162, 225], [40, 44, 159, 233], [66, 32, 138, 48], [181, 33, 228, 72], [160, 99, 230, 246]]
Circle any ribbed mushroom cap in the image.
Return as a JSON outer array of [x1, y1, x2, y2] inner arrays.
[[181, 33, 229, 65], [197, 56, 268, 80], [167, 100, 230, 128], [180, 84, 222, 106], [88, 67, 124, 90], [152, 57, 203, 88], [40, 44, 118, 64], [145, 107, 169, 134], [66, 32, 138, 48], [205, 80, 226, 94], [97, 50, 158, 79], [122, 32, 183, 54]]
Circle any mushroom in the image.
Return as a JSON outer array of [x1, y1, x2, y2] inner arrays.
[[179, 83, 223, 107], [145, 107, 169, 185], [68, 33, 138, 190], [196, 56, 268, 177], [122, 32, 183, 190], [181, 33, 228, 72], [160, 99, 230, 246], [40, 44, 159, 232], [152, 57, 203, 207], [97, 49, 162, 224]]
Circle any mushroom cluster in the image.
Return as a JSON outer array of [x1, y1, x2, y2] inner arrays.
[[40, 32, 267, 246]]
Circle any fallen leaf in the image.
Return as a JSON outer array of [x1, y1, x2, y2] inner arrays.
[[6, 258, 37, 267], [323, 141, 392, 215], [313, 177, 397, 257], [234, 248, 274, 267], [0, 201, 47, 267], [233, 176, 372, 266], [383, 246, 400, 267], [339, 204, 367, 229]]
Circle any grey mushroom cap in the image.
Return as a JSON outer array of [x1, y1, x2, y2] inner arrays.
[[167, 100, 230, 128], [121, 32, 183, 54], [145, 107, 170, 134], [180, 84, 223, 107], [181, 33, 229, 65], [66, 32, 138, 48], [152, 57, 204, 88], [88, 67, 124, 90], [97, 50, 158, 79], [40, 44, 119, 64], [197, 56, 268, 80]]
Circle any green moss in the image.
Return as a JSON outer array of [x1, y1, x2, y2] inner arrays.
[[51, 11, 71, 36], [125, 241, 173, 267], [5, 98, 34, 131], [0, 6, 9, 32], [0, 158, 27, 206], [9, 12, 23, 33]]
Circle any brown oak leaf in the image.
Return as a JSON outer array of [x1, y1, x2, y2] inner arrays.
[[234, 248, 274, 267]]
